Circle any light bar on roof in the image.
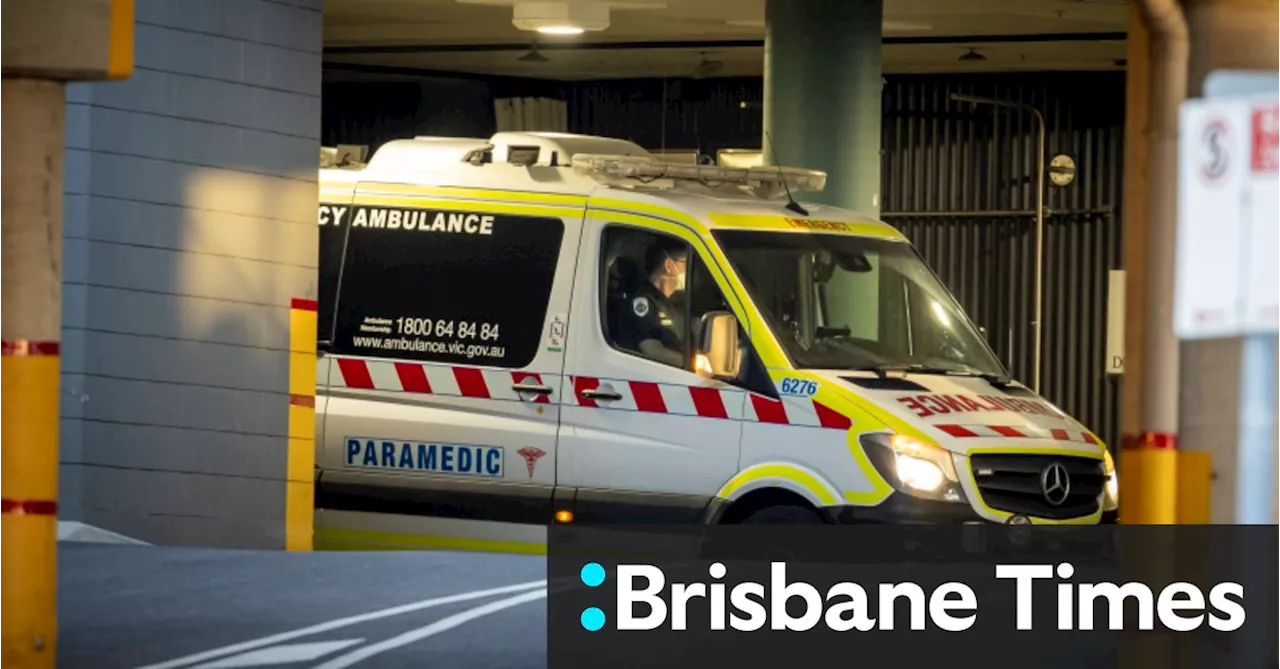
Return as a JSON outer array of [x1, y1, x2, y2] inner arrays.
[[571, 153, 827, 193]]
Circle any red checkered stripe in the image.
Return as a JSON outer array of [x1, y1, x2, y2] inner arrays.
[[935, 423, 1099, 444], [569, 376, 852, 429], [329, 357, 557, 404], [325, 357, 852, 429]]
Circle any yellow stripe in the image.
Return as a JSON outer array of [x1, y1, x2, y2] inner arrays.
[[965, 445, 1103, 460], [707, 213, 907, 241], [285, 304, 317, 551], [350, 195, 576, 219], [716, 464, 839, 506], [107, 0, 134, 80], [839, 427, 896, 506], [357, 183, 587, 206], [314, 527, 547, 555]]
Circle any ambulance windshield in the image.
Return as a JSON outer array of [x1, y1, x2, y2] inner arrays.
[[712, 230, 1006, 377]]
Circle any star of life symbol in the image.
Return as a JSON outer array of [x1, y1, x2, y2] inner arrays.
[[517, 447, 546, 477]]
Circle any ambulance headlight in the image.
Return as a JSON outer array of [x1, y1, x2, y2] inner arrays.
[[1102, 448, 1119, 511], [861, 433, 965, 503]]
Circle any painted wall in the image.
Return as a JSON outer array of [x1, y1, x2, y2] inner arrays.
[[60, 0, 323, 547]]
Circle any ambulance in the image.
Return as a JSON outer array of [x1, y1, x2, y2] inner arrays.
[[315, 131, 1119, 528]]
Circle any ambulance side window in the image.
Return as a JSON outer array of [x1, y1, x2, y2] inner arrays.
[[599, 225, 738, 376], [600, 226, 691, 367], [326, 205, 564, 368]]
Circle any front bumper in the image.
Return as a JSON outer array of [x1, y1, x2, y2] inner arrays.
[[823, 491, 1110, 525], [823, 492, 987, 524]]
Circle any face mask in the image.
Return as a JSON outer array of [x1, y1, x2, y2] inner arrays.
[[665, 253, 687, 291]]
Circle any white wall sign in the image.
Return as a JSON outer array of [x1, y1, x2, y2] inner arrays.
[[1244, 102, 1278, 332], [1174, 94, 1280, 339], [1106, 269, 1125, 374]]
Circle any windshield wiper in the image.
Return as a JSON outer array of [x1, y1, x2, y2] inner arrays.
[[890, 364, 1014, 388], [845, 365, 890, 379]]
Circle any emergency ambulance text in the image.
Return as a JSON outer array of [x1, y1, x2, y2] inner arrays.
[[896, 393, 1062, 419], [610, 562, 1246, 633], [319, 205, 495, 235]]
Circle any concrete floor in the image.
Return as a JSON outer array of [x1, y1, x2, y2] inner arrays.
[[57, 544, 547, 669]]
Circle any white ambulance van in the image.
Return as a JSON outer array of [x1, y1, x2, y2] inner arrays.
[[315, 131, 1119, 527]]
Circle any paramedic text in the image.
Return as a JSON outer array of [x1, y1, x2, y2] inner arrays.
[[605, 562, 1247, 632]]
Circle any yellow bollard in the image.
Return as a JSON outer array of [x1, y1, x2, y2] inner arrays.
[[285, 298, 318, 551], [1118, 433, 1179, 524], [1, 341, 61, 669], [1174, 451, 1213, 524]]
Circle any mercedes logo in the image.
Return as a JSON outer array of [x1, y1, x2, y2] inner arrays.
[[1040, 462, 1072, 506]]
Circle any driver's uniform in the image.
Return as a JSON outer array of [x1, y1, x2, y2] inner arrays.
[[616, 282, 685, 361]]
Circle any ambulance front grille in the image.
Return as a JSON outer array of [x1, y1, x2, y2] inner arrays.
[[968, 454, 1105, 520]]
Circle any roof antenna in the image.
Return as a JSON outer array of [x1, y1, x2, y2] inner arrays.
[[764, 130, 808, 216]]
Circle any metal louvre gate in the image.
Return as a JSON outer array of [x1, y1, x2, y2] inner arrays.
[[880, 73, 1125, 450]]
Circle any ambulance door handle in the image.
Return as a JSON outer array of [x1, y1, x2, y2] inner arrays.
[[512, 383, 553, 396], [580, 389, 622, 402]]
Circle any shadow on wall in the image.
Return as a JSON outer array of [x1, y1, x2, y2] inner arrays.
[[66, 165, 318, 549]]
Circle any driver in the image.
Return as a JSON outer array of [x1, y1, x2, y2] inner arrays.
[[618, 240, 688, 367]]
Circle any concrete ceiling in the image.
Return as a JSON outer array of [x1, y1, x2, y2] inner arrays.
[[323, 0, 1130, 80]]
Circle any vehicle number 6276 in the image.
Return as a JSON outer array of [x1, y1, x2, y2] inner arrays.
[[779, 378, 818, 397]]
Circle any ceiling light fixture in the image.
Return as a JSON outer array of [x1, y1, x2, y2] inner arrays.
[[537, 25, 585, 35], [512, 1, 609, 34]]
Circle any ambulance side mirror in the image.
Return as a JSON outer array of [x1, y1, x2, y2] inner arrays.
[[697, 311, 742, 380]]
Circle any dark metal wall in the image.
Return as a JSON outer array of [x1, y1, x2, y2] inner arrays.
[[881, 73, 1125, 449]]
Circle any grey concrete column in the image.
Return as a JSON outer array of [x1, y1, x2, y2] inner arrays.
[[59, 0, 322, 548], [762, 0, 883, 216]]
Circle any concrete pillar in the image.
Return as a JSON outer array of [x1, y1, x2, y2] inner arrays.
[[1119, 0, 1192, 525], [1178, 0, 1279, 524], [59, 0, 323, 548], [1121, 5, 1152, 450], [2, 78, 67, 669], [762, 0, 883, 216]]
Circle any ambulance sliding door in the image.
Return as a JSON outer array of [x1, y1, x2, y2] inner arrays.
[[557, 213, 746, 522], [316, 185, 581, 525]]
